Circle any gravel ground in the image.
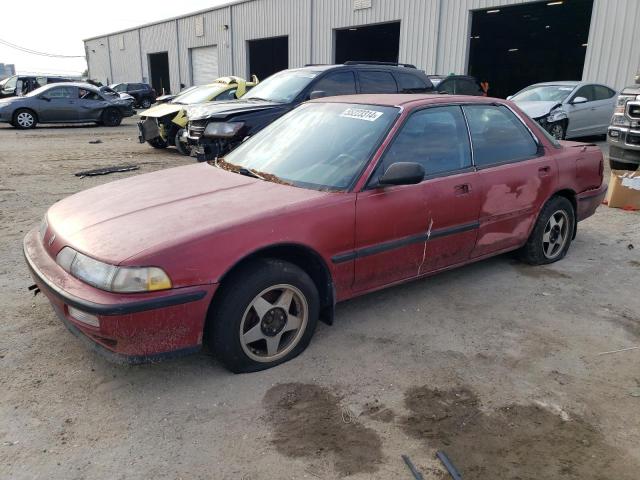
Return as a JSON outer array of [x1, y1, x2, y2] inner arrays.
[[1, 118, 639, 480]]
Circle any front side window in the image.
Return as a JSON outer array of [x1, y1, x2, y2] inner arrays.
[[79, 88, 101, 100], [464, 105, 538, 167], [312, 71, 356, 97], [221, 103, 398, 190], [358, 71, 397, 94], [572, 85, 596, 102], [243, 69, 319, 103], [377, 106, 472, 177], [45, 87, 75, 99]]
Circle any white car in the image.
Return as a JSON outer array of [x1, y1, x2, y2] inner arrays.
[[509, 81, 617, 140]]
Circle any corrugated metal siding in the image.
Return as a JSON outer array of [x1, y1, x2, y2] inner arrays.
[[85, 38, 112, 85], [85, 0, 640, 92], [312, 0, 440, 71], [583, 0, 640, 89], [140, 21, 180, 94], [110, 30, 142, 84], [178, 7, 233, 86], [231, 0, 312, 78]]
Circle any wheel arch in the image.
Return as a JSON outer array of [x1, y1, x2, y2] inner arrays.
[[214, 243, 336, 326], [13, 107, 38, 124]]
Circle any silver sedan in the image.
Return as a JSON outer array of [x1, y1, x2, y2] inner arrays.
[[509, 81, 617, 140]]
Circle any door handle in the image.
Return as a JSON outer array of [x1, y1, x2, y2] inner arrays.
[[454, 183, 471, 195], [538, 166, 551, 177]]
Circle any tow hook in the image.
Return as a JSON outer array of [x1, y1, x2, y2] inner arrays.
[[28, 284, 40, 296]]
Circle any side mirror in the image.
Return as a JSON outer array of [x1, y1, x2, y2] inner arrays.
[[40, 96, 51, 102], [506, 95, 513, 101], [378, 162, 425, 187], [309, 90, 327, 100], [571, 96, 588, 104]]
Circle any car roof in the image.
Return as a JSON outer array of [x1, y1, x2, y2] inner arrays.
[[290, 64, 424, 74], [529, 81, 581, 87], [310, 93, 499, 108], [42, 82, 99, 91]]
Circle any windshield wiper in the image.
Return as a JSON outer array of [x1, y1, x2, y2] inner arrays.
[[238, 168, 265, 180], [245, 96, 275, 102]]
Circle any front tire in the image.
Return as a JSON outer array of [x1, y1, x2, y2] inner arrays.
[[610, 159, 637, 171], [13, 109, 37, 129], [519, 196, 575, 265], [101, 108, 122, 127], [548, 121, 566, 140], [147, 137, 168, 149], [140, 97, 152, 109], [174, 129, 191, 156], [206, 258, 320, 373]]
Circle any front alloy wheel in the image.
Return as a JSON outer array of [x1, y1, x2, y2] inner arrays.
[[240, 284, 309, 362]]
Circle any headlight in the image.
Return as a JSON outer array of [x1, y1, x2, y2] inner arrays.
[[611, 114, 630, 127], [203, 122, 244, 138], [55, 247, 172, 293], [616, 95, 635, 114]]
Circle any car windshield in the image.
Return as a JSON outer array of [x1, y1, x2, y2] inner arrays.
[[173, 84, 226, 104], [242, 69, 319, 103], [99, 87, 119, 97], [219, 102, 398, 191], [512, 85, 576, 103]]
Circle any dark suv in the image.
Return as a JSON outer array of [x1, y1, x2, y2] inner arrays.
[[110, 83, 156, 108], [186, 62, 434, 161], [0, 75, 78, 98]]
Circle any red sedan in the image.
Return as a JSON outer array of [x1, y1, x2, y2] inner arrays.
[[24, 94, 606, 373]]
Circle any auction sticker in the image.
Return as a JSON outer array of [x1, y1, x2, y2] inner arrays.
[[340, 108, 384, 121]]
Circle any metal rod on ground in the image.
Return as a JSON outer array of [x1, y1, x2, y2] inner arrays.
[[401, 455, 424, 480], [436, 450, 462, 480], [596, 346, 640, 356]]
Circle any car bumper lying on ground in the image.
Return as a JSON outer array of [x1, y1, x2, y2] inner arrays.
[[23, 228, 216, 364]]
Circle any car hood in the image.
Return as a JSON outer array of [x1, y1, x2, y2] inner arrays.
[[140, 103, 182, 118], [187, 99, 282, 121], [46, 163, 329, 264], [514, 100, 562, 119]]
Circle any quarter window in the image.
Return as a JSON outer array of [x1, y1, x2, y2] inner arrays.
[[379, 106, 472, 177], [313, 71, 357, 96], [358, 71, 397, 94], [463, 105, 538, 167]]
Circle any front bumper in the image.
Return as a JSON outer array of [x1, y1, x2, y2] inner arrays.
[[576, 184, 608, 221], [608, 127, 640, 166], [23, 228, 216, 363]]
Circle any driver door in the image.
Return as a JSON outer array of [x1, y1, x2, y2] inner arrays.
[[353, 105, 480, 292], [38, 86, 78, 122], [566, 85, 596, 137]]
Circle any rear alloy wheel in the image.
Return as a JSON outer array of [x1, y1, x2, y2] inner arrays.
[[101, 108, 122, 127], [174, 129, 191, 156], [13, 109, 37, 129], [519, 196, 575, 265], [548, 122, 566, 140], [140, 98, 152, 109], [207, 258, 319, 373]]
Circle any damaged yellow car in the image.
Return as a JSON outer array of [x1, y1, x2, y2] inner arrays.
[[137, 76, 258, 155]]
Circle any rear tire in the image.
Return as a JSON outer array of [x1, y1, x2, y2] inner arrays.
[[147, 137, 168, 149], [206, 258, 319, 373], [610, 159, 637, 171], [13, 109, 37, 129], [101, 108, 122, 127], [519, 196, 575, 265]]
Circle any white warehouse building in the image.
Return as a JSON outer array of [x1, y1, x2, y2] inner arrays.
[[85, 0, 640, 99]]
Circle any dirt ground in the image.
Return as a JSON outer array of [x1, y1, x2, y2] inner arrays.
[[1, 118, 639, 480]]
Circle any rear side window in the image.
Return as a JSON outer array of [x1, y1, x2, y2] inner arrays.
[[463, 105, 538, 167], [379, 106, 472, 177], [313, 71, 357, 96], [397, 73, 429, 93], [358, 71, 397, 94], [593, 85, 615, 100]]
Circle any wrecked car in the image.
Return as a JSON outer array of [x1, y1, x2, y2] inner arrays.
[[0, 82, 134, 129], [138, 76, 257, 155], [509, 81, 617, 140], [24, 94, 606, 373], [607, 80, 640, 170], [186, 62, 434, 161]]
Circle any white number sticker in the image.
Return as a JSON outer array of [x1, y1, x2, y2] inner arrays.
[[340, 108, 384, 122]]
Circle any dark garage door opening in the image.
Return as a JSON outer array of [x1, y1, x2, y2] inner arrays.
[[335, 22, 400, 64], [248, 36, 288, 80], [149, 52, 171, 95], [468, 0, 594, 99]]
